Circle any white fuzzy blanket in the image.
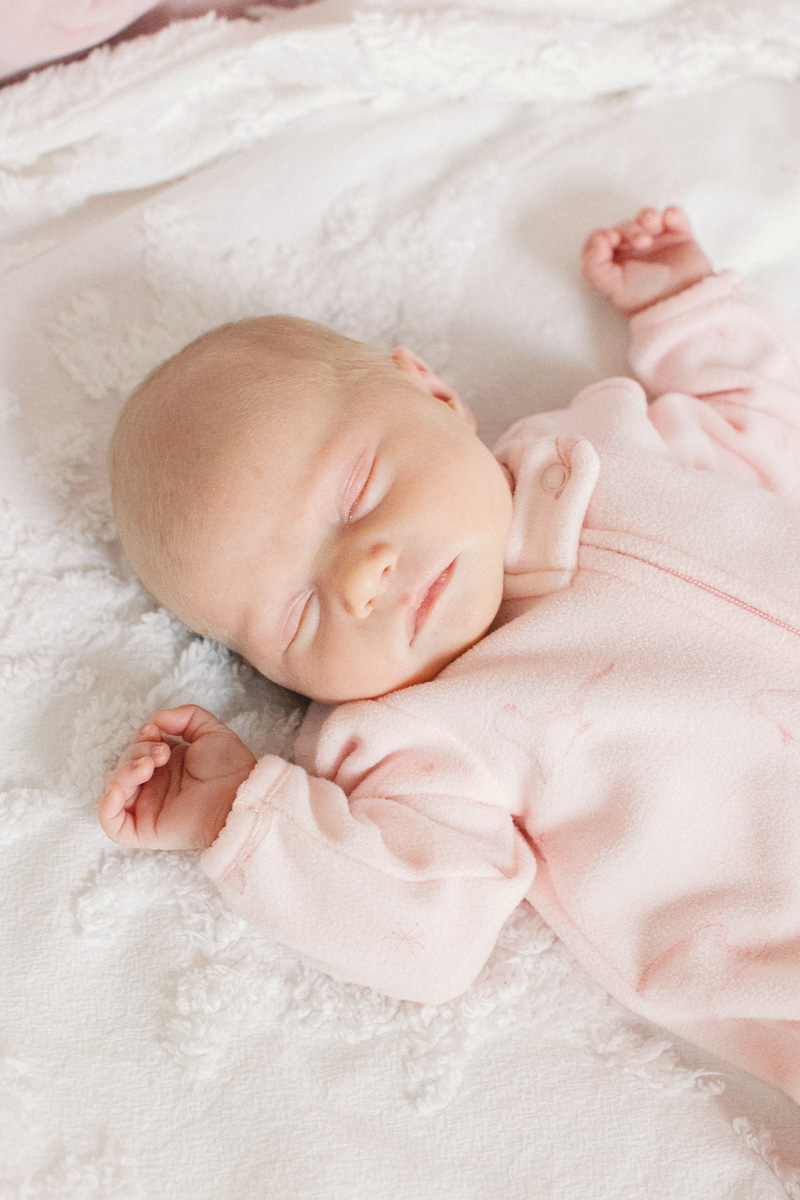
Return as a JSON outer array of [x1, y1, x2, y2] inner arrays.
[[1, 2, 800, 1196]]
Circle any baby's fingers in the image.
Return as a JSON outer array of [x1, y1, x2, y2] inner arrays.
[[131, 721, 165, 747], [112, 750, 155, 795], [663, 204, 690, 233], [128, 738, 170, 767], [97, 769, 147, 845], [581, 228, 622, 285], [616, 218, 653, 250], [583, 227, 619, 260], [635, 207, 662, 235], [97, 744, 164, 837]]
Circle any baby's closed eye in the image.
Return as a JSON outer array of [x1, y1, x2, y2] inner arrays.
[[283, 588, 316, 650], [342, 452, 377, 523]]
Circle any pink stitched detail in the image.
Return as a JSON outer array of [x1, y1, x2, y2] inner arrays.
[[636, 923, 771, 1013], [709, 393, 800, 433], [603, 546, 800, 639], [751, 688, 800, 746], [220, 761, 293, 893], [492, 663, 614, 786], [385, 923, 425, 953]]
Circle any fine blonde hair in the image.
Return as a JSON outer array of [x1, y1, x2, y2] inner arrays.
[[110, 315, 395, 625]]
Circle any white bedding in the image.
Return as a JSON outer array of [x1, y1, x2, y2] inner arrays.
[[1, 2, 799, 1196]]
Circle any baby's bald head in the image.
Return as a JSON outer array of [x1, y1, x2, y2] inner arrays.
[[109, 315, 394, 629]]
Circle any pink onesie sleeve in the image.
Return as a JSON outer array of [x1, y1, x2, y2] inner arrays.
[[629, 270, 800, 498], [201, 710, 537, 1003]]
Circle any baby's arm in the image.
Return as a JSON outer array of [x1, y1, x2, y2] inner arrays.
[[99, 707, 256, 851], [584, 206, 800, 497], [99, 703, 536, 1003]]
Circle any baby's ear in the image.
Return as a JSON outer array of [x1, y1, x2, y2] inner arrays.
[[391, 346, 476, 431]]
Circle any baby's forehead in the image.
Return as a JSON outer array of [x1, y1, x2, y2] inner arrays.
[[197, 378, 353, 493], [156, 350, 335, 449], [143, 334, 400, 499]]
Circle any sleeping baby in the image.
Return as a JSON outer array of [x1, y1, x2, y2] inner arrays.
[[99, 207, 800, 1104]]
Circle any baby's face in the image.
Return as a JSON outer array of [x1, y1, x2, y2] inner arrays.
[[181, 351, 513, 703]]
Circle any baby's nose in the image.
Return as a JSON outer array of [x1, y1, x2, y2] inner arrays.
[[338, 542, 397, 618]]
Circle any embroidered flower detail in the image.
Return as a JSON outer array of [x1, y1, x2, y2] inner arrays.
[[385, 923, 425, 953], [492, 663, 614, 786]]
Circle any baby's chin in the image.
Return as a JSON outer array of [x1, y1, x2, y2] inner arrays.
[[236, 646, 455, 706]]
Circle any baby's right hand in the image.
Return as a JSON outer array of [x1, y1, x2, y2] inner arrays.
[[98, 705, 257, 851]]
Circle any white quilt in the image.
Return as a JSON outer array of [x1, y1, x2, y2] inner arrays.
[[1, 1, 799, 1196]]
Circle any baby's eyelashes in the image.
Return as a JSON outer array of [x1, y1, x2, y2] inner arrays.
[[342, 452, 376, 523], [282, 588, 317, 652]]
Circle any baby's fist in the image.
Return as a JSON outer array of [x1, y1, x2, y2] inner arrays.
[[582, 206, 713, 315], [98, 705, 256, 851]]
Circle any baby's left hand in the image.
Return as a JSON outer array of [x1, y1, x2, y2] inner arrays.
[[582, 206, 713, 315], [98, 705, 257, 851]]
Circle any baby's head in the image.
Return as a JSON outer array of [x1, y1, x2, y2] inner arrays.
[[110, 317, 512, 703]]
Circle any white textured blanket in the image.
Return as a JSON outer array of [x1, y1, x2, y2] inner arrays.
[[1, 2, 800, 1196]]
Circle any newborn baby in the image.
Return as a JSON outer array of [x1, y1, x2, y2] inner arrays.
[[100, 208, 800, 1104]]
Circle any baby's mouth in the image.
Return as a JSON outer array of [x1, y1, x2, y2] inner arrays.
[[409, 559, 456, 645]]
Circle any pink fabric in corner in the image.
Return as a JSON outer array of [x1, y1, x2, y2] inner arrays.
[[0, 1, 292, 83]]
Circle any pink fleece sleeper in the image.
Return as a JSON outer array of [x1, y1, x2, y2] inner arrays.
[[202, 271, 800, 1103]]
